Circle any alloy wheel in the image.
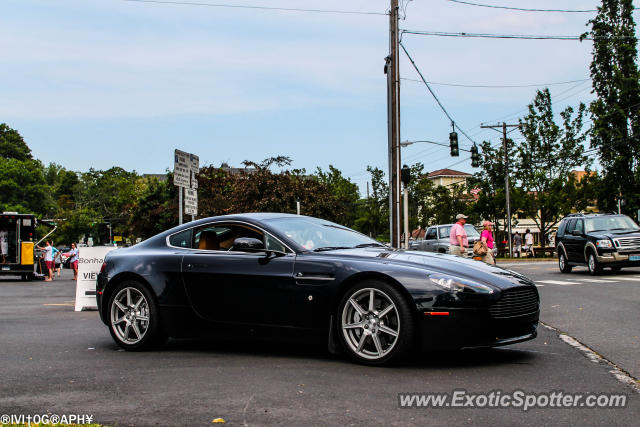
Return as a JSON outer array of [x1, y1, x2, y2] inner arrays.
[[110, 287, 150, 344], [341, 288, 400, 360]]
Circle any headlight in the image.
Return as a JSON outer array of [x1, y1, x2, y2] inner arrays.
[[595, 239, 613, 248], [429, 275, 494, 294]]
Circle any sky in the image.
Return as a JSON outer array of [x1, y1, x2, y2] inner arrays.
[[1, 0, 630, 194]]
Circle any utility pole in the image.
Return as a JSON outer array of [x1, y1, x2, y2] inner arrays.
[[387, 0, 401, 248], [481, 122, 520, 258]]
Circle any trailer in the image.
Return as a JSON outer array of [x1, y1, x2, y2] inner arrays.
[[0, 212, 55, 281]]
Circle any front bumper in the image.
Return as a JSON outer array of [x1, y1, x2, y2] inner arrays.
[[419, 308, 539, 351], [596, 251, 640, 264]]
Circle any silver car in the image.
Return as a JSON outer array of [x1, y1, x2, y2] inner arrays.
[[413, 224, 480, 257]]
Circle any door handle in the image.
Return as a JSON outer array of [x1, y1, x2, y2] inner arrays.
[[185, 263, 193, 269]]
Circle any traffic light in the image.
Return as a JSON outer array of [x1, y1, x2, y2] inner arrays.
[[471, 144, 480, 167], [401, 164, 411, 187], [449, 131, 459, 157]]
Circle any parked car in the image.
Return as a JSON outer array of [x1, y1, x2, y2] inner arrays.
[[412, 224, 481, 257], [96, 213, 539, 365], [556, 212, 640, 275]]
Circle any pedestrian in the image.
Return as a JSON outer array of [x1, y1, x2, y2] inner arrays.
[[53, 246, 62, 277], [0, 227, 7, 264], [524, 229, 535, 257], [449, 214, 469, 257], [65, 243, 79, 281], [513, 232, 522, 258], [480, 221, 495, 265], [36, 240, 54, 281]]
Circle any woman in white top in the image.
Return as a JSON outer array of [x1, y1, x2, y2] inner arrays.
[[524, 229, 535, 257]]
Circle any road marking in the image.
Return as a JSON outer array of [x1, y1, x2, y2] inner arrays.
[[606, 276, 639, 281], [581, 279, 616, 283], [536, 280, 580, 286], [535, 284, 545, 287]]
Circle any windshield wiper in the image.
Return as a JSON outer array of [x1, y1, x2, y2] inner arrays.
[[354, 243, 386, 248], [313, 246, 351, 252]]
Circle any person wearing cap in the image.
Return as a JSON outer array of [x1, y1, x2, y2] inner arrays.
[[480, 220, 495, 265], [449, 214, 468, 257]]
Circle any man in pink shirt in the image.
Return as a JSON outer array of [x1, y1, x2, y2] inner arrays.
[[449, 214, 469, 257]]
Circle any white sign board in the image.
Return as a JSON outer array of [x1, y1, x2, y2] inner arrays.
[[189, 153, 200, 174], [173, 149, 191, 187], [185, 206, 197, 215], [74, 246, 116, 311], [185, 188, 198, 208], [191, 171, 198, 189]]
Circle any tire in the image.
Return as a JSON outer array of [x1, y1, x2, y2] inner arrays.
[[587, 252, 602, 276], [558, 252, 572, 274], [107, 280, 166, 351], [336, 280, 415, 366]]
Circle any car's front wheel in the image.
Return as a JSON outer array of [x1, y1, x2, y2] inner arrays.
[[108, 281, 165, 350], [337, 281, 414, 365], [587, 252, 602, 276], [558, 252, 572, 273]]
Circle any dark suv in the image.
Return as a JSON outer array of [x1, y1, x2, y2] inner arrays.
[[556, 213, 640, 275]]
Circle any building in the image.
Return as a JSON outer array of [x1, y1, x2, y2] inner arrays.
[[426, 168, 472, 188]]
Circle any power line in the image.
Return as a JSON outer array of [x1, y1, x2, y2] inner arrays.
[[123, 0, 388, 15], [399, 42, 478, 147], [401, 77, 590, 89], [446, 0, 596, 13], [400, 30, 629, 41]]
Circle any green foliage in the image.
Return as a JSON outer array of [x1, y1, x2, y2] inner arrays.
[[0, 157, 52, 215], [314, 165, 360, 226], [353, 166, 388, 239], [129, 175, 177, 237], [586, 0, 640, 215], [512, 89, 591, 244], [0, 123, 32, 161]]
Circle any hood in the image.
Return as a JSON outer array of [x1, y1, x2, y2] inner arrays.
[[318, 248, 534, 290]]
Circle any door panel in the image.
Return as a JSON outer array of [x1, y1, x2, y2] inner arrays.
[[182, 251, 296, 326]]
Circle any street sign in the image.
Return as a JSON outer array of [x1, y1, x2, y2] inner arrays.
[[189, 153, 200, 174], [173, 149, 191, 187], [191, 171, 198, 189], [185, 188, 198, 216]]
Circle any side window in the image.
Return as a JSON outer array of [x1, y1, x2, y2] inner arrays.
[[575, 220, 584, 234], [265, 233, 288, 253], [566, 219, 577, 234], [557, 220, 567, 237], [439, 226, 451, 239], [169, 229, 192, 248], [193, 223, 264, 252], [426, 228, 437, 240]]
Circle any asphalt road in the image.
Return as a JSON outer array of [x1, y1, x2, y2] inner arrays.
[[503, 261, 640, 380], [1, 268, 639, 426]]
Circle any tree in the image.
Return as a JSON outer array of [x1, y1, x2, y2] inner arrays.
[[314, 165, 360, 227], [514, 89, 592, 246], [129, 175, 177, 239], [0, 158, 52, 215], [585, 0, 640, 214], [353, 166, 388, 240], [0, 123, 32, 161]]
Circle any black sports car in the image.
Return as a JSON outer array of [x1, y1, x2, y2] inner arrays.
[[96, 213, 539, 365]]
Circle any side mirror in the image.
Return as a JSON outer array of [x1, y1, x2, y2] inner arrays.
[[232, 237, 265, 252]]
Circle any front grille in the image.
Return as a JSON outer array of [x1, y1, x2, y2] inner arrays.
[[489, 287, 539, 319], [614, 237, 640, 250]]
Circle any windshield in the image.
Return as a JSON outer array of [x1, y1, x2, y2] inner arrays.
[[439, 225, 480, 239], [264, 217, 382, 250], [585, 215, 640, 233]]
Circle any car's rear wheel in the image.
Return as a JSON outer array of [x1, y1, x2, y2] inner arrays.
[[337, 280, 414, 365], [108, 281, 165, 351], [587, 252, 602, 276], [558, 252, 572, 273]]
